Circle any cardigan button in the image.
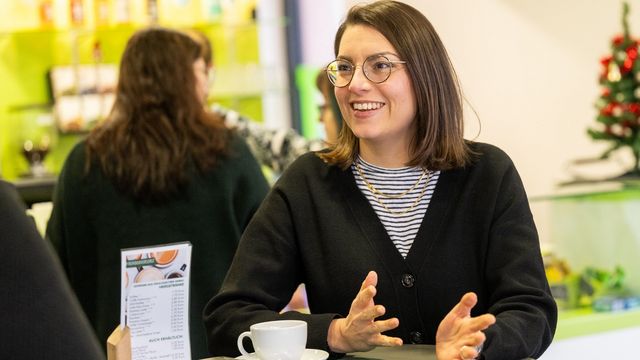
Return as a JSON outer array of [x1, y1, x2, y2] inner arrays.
[[409, 331, 423, 344], [401, 273, 415, 288]]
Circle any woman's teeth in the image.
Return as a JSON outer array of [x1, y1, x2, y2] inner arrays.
[[352, 102, 383, 110]]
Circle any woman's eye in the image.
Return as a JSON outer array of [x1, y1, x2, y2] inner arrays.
[[337, 63, 353, 72], [372, 61, 391, 70]]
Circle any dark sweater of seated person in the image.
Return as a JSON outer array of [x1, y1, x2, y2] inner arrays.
[[0, 180, 104, 360]]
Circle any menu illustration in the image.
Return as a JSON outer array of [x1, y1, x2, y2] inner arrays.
[[120, 242, 192, 360]]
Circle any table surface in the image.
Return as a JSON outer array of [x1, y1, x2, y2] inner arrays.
[[346, 345, 435, 360], [203, 345, 435, 360]]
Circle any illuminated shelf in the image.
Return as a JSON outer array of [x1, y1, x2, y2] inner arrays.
[[556, 307, 640, 340]]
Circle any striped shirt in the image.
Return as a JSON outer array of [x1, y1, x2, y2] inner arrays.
[[352, 156, 440, 258]]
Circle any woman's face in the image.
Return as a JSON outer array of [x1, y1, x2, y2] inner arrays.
[[335, 25, 416, 152], [193, 57, 209, 104]]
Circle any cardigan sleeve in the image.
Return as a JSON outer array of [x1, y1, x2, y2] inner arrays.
[[203, 156, 339, 357], [481, 154, 557, 360]]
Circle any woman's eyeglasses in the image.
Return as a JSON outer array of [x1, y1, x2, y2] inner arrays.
[[325, 54, 406, 88]]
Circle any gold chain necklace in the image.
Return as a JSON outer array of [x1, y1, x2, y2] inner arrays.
[[355, 160, 432, 216], [355, 161, 427, 199]]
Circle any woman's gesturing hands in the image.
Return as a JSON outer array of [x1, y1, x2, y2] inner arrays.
[[435, 292, 496, 360], [327, 271, 403, 353]]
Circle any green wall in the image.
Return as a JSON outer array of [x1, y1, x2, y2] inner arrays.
[[0, 23, 261, 180]]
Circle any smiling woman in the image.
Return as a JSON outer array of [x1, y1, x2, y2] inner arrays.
[[204, 2, 557, 360]]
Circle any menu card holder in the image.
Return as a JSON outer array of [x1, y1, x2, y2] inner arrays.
[[107, 325, 131, 360], [120, 242, 192, 359]]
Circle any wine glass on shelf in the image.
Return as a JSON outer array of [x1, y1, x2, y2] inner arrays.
[[20, 112, 55, 178], [22, 137, 50, 178]]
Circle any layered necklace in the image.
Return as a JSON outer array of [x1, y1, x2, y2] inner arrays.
[[354, 158, 432, 216]]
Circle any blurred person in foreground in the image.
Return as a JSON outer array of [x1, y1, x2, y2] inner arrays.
[[46, 27, 269, 359], [1, 180, 104, 360], [203, 2, 556, 360]]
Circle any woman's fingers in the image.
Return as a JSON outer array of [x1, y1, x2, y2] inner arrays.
[[330, 271, 404, 352], [351, 271, 378, 312], [360, 270, 378, 290], [468, 313, 496, 332], [357, 304, 385, 322], [372, 316, 399, 334], [435, 292, 496, 360], [450, 292, 477, 319], [376, 334, 403, 347]]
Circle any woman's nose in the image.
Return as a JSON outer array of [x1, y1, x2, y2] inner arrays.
[[348, 66, 370, 91]]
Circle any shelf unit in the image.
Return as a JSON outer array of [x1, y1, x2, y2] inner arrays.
[[531, 184, 640, 358], [0, 16, 284, 180]]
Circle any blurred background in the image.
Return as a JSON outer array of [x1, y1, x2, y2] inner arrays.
[[1, 1, 639, 358]]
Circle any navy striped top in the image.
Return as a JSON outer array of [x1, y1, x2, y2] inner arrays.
[[352, 156, 440, 258]]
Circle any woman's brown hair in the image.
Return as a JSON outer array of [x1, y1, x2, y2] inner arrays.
[[85, 27, 230, 203], [319, 0, 470, 170]]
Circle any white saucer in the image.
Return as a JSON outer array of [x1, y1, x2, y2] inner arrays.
[[236, 348, 329, 360]]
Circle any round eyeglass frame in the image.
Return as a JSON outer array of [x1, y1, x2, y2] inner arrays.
[[325, 55, 407, 88]]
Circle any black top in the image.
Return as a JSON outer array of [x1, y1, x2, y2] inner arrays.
[[0, 180, 104, 360], [204, 142, 557, 360], [47, 135, 270, 359]]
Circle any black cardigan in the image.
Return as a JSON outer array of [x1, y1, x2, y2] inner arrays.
[[204, 142, 557, 360]]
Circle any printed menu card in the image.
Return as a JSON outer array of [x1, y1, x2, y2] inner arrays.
[[120, 242, 192, 360]]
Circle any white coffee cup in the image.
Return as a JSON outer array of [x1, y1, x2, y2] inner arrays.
[[237, 320, 307, 360]]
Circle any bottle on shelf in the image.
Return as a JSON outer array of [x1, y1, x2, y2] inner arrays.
[[94, 0, 110, 27], [70, 0, 84, 26], [39, 0, 54, 28], [115, 0, 131, 25], [147, 0, 158, 24]]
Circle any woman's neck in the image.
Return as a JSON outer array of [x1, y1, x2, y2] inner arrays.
[[358, 141, 410, 168]]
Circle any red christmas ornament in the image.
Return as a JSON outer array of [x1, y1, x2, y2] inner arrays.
[[627, 103, 640, 115], [627, 46, 638, 59], [623, 57, 634, 72], [601, 102, 616, 116], [613, 35, 625, 45], [602, 88, 611, 97], [600, 55, 613, 67]]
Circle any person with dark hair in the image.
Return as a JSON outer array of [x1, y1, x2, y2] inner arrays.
[[203, 2, 556, 360], [185, 28, 327, 176], [46, 27, 269, 359], [1, 180, 104, 360], [316, 69, 343, 145]]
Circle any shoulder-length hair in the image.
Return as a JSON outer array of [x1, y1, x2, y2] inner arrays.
[[319, 0, 471, 170], [85, 27, 230, 203]]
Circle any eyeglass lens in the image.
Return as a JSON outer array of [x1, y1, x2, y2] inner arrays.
[[326, 55, 397, 87]]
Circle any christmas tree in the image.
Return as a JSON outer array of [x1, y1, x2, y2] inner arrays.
[[589, 1, 640, 176]]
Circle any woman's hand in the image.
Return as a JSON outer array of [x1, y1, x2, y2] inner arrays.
[[435, 292, 496, 360], [327, 271, 403, 353]]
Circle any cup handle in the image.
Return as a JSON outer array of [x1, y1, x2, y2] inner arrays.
[[237, 331, 252, 358]]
